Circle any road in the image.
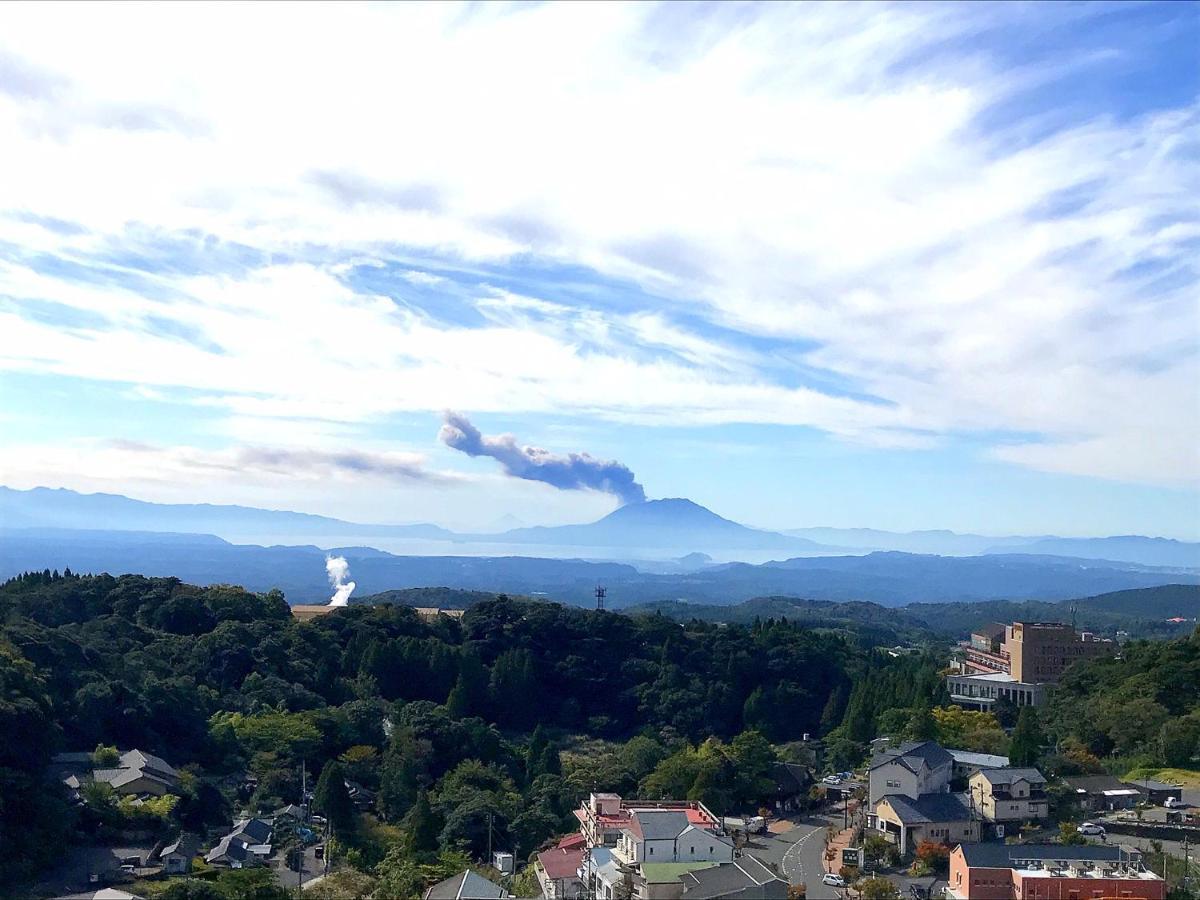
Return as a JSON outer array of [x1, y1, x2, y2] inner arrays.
[[750, 816, 842, 899]]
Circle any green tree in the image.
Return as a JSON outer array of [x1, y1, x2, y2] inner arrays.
[[314, 760, 356, 837], [858, 876, 901, 899], [906, 704, 938, 742], [1009, 707, 1044, 767], [406, 789, 440, 857], [159, 882, 225, 900], [1158, 711, 1200, 767], [91, 744, 120, 768]]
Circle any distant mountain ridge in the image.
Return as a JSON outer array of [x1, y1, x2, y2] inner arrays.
[[2, 524, 1196, 607], [2, 486, 1196, 568]]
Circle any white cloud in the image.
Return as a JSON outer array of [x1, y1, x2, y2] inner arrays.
[[0, 2, 1195, 487]]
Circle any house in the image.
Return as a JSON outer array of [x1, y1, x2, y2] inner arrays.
[[874, 793, 979, 855], [204, 818, 273, 868], [1062, 775, 1143, 811], [969, 768, 1048, 823], [574, 793, 721, 850], [640, 863, 722, 900], [83, 749, 181, 797], [868, 740, 954, 805], [614, 810, 734, 867], [679, 856, 789, 899], [949, 750, 1010, 781], [581, 846, 627, 900], [768, 761, 812, 813], [423, 869, 508, 900], [1134, 780, 1184, 806], [947, 842, 1165, 900], [535, 834, 586, 899], [157, 833, 201, 874]]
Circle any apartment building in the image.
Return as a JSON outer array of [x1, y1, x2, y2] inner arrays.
[[1006, 623, 1112, 683], [948, 844, 1165, 900]]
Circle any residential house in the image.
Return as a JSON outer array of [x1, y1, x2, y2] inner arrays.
[[949, 750, 1010, 781], [613, 810, 734, 868], [535, 834, 586, 899], [423, 869, 508, 900], [640, 863, 723, 900], [157, 833, 201, 874], [868, 740, 954, 805], [768, 761, 812, 814], [574, 794, 721, 850], [969, 768, 1048, 824], [1062, 775, 1142, 812], [679, 856, 789, 899], [874, 793, 979, 855], [204, 818, 272, 868], [59, 749, 181, 797], [947, 843, 1165, 900]]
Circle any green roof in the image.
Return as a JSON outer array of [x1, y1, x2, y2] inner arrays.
[[640, 861, 720, 883]]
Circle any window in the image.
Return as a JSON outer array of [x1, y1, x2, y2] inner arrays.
[[648, 847, 654, 856]]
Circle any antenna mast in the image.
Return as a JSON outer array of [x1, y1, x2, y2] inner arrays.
[[595, 585, 606, 611]]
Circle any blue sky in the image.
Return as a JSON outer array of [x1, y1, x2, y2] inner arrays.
[[0, 1, 1196, 538]]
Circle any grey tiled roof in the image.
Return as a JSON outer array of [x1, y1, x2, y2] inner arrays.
[[870, 741, 953, 773], [631, 810, 692, 840], [976, 767, 1046, 786], [880, 792, 972, 824], [680, 855, 787, 899]]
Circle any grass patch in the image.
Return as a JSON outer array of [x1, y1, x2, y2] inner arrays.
[[1123, 766, 1200, 788]]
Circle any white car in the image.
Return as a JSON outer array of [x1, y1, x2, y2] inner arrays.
[[822, 775, 843, 785], [1077, 822, 1105, 836], [822, 873, 848, 887], [1164, 797, 1185, 809]]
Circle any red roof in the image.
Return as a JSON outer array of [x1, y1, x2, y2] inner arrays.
[[537, 846, 585, 881], [556, 833, 586, 851]]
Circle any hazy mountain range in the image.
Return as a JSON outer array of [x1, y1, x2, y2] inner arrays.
[[3, 486, 1197, 568], [1, 524, 1197, 608]]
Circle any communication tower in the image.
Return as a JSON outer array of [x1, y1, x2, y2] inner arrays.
[[595, 585, 606, 611]]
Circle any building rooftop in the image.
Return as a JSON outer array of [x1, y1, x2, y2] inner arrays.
[[958, 844, 1138, 868], [679, 855, 786, 899], [949, 749, 1010, 769], [536, 844, 585, 881], [1063, 775, 1140, 796], [641, 861, 719, 884], [975, 767, 1046, 786], [870, 740, 954, 773], [880, 792, 973, 824], [628, 809, 692, 841]]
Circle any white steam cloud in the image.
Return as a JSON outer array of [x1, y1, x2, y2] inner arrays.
[[325, 555, 355, 607]]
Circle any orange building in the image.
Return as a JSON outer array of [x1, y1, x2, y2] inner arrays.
[[949, 844, 1165, 900]]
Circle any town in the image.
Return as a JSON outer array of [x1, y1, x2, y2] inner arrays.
[[5, 570, 1194, 900]]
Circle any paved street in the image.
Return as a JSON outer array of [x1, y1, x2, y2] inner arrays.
[[750, 816, 841, 899]]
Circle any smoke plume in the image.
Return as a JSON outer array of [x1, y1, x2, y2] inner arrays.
[[325, 555, 356, 606], [438, 411, 646, 505]]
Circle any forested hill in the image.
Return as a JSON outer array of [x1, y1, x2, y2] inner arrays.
[[2, 571, 948, 888], [625, 584, 1200, 640]]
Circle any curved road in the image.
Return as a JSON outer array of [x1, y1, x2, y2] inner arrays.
[[749, 815, 840, 900]]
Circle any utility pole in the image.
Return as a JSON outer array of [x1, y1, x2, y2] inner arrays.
[[487, 811, 494, 867]]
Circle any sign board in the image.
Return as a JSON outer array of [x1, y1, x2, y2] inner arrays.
[[995, 824, 1005, 839], [842, 847, 862, 868]]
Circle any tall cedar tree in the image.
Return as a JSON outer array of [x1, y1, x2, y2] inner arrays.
[[1008, 707, 1044, 767], [405, 789, 440, 857], [314, 760, 356, 836]]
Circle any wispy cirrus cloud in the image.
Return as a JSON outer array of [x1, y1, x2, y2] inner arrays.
[[0, 1, 1194, 493]]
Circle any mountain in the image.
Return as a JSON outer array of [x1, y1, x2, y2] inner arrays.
[[2, 525, 1196, 607], [626, 584, 1200, 641], [783, 526, 1037, 556], [0, 485, 453, 540], [785, 526, 1199, 568], [488, 498, 833, 552], [984, 536, 1199, 569]]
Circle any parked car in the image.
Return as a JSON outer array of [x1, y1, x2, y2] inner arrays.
[[1163, 797, 1185, 809], [822, 775, 842, 785], [822, 873, 847, 887], [1078, 822, 1106, 836], [838, 771, 854, 780]]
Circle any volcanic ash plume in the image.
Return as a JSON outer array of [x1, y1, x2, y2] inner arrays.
[[325, 555, 356, 606]]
